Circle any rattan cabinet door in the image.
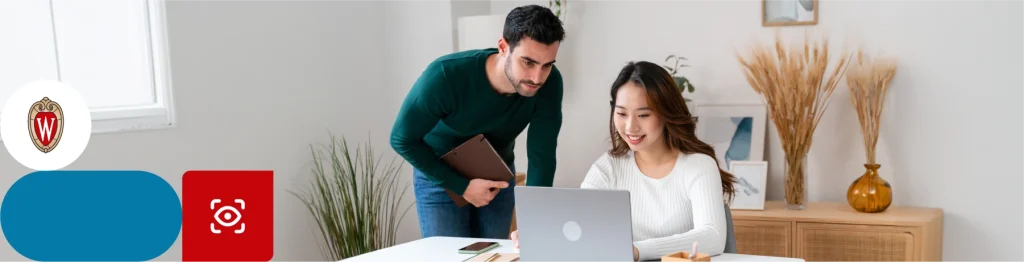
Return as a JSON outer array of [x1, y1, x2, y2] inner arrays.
[[733, 219, 793, 257], [796, 222, 916, 261]]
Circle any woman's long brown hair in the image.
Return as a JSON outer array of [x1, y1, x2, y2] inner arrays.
[[607, 61, 737, 204]]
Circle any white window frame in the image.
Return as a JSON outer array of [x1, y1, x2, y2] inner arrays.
[[89, 0, 176, 134], [0, 0, 176, 142]]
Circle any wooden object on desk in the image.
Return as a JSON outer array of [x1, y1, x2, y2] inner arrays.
[[663, 251, 712, 262], [465, 252, 519, 262], [509, 173, 526, 235], [731, 201, 943, 261]]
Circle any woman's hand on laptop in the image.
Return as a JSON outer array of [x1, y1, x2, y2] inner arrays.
[[463, 178, 509, 207]]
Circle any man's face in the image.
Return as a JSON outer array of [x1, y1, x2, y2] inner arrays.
[[501, 37, 559, 97]]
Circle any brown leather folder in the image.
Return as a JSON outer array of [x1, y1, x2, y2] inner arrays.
[[440, 134, 515, 207]]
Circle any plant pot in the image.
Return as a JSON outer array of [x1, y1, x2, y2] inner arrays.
[[846, 164, 893, 213]]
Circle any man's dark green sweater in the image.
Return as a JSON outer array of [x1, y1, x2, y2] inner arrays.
[[390, 48, 562, 196]]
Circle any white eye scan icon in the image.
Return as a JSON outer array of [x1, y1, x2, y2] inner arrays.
[[210, 199, 246, 234]]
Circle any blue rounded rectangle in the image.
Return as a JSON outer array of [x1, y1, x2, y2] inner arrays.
[[2, 170, 181, 261]]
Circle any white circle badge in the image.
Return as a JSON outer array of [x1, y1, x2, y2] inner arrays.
[[562, 220, 581, 241], [1, 80, 92, 171]]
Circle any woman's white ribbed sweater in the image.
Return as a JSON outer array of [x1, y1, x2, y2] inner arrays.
[[580, 151, 728, 261]]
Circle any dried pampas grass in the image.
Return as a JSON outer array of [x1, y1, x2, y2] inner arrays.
[[846, 50, 897, 165], [736, 31, 852, 207]]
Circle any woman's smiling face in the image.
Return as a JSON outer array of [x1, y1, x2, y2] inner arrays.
[[613, 82, 664, 152]]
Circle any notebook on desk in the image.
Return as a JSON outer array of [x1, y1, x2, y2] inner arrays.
[[441, 134, 515, 207]]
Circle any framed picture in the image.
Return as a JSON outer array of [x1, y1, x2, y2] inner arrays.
[[729, 161, 768, 210], [763, 0, 818, 26], [694, 103, 767, 170]]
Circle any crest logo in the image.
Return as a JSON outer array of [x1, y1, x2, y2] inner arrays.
[[2, 80, 91, 171], [28, 97, 64, 153]]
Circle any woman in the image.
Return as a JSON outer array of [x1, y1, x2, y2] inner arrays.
[[511, 61, 737, 261]]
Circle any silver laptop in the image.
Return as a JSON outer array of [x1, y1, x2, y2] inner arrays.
[[514, 186, 634, 261]]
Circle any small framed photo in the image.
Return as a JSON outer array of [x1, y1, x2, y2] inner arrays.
[[728, 160, 768, 210], [763, 0, 818, 27], [694, 103, 767, 170]]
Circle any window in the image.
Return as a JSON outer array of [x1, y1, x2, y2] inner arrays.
[[0, 0, 174, 138]]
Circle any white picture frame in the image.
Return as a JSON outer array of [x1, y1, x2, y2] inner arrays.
[[728, 160, 769, 210], [693, 103, 767, 170], [763, 0, 818, 27]]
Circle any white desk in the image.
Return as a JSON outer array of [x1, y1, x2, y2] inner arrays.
[[341, 236, 805, 262]]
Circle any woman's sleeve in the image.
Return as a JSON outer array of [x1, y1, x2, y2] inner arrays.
[[633, 154, 728, 261], [580, 153, 613, 189]]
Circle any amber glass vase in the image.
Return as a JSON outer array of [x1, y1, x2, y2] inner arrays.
[[846, 164, 892, 213]]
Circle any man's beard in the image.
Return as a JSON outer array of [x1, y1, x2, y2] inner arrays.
[[503, 58, 542, 97]]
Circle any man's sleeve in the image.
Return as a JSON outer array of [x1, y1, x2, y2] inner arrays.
[[390, 61, 470, 195], [525, 67, 564, 187]]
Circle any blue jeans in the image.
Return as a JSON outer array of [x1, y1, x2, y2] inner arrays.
[[413, 168, 516, 239]]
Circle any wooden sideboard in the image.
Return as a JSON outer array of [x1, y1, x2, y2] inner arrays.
[[730, 201, 943, 261]]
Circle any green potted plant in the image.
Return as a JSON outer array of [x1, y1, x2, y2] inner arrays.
[[663, 55, 696, 103], [548, 0, 566, 21], [291, 133, 414, 261]]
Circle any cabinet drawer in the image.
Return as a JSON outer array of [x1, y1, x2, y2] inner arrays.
[[796, 222, 917, 261], [733, 219, 793, 257]]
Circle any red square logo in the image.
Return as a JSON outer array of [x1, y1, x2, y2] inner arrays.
[[182, 170, 274, 261]]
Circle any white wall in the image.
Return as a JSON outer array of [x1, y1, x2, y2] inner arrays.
[[0, 0, 405, 260], [492, 0, 1022, 260], [384, 0, 461, 245], [451, 0, 492, 51]]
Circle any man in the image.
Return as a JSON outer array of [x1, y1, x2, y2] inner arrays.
[[390, 4, 565, 239]]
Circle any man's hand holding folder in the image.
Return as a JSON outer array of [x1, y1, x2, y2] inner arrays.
[[441, 134, 517, 208], [463, 179, 510, 207]]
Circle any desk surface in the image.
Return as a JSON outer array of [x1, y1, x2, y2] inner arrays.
[[341, 236, 805, 262]]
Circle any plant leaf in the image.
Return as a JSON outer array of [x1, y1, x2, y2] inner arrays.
[[674, 75, 695, 93], [293, 131, 413, 260], [663, 65, 675, 74]]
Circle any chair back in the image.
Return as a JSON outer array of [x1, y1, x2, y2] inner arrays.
[[723, 204, 737, 253], [509, 173, 527, 236]]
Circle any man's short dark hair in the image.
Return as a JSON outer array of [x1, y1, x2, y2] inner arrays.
[[502, 5, 565, 51]]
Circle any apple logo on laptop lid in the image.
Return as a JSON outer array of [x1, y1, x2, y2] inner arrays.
[[563, 221, 581, 241]]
